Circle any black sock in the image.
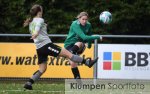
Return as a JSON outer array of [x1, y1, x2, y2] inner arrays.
[[26, 79, 34, 86], [29, 79, 34, 84], [71, 45, 79, 54], [81, 59, 86, 64], [71, 67, 81, 79]]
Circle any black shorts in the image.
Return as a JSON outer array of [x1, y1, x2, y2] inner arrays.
[[36, 43, 62, 64], [66, 44, 86, 55]]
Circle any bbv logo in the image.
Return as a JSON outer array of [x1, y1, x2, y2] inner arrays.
[[125, 52, 150, 66], [103, 52, 121, 70], [103, 52, 150, 71]]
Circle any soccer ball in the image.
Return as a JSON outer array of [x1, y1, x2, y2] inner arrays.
[[99, 11, 112, 24]]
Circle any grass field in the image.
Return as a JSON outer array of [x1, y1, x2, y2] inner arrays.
[[0, 80, 65, 94], [0, 79, 150, 94]]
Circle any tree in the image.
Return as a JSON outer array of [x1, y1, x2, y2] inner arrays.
[[0, 0, 150, 43]]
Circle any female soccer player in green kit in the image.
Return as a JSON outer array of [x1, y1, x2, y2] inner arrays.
[[64, 12, 102, 79]]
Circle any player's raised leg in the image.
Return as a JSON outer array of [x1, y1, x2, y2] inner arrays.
[[59, 48, 99, 68]]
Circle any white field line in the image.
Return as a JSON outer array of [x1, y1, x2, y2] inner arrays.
[[0, 90, 149, 94], [0, 90, 73, 93]]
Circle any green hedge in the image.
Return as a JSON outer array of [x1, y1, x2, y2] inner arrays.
[[0, 0, 150, 43]]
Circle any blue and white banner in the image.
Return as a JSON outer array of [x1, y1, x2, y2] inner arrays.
[[97, 44, 150, 80]]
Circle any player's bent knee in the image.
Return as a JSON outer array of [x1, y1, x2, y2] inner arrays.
[[75, 42, 83, 47]]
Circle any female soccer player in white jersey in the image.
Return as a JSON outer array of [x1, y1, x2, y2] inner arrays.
[[23, 4, 98, 90]]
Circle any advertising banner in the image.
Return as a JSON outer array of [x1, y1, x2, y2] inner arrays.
[[0, 43, 94, 78], [97, 44, 150, 80]]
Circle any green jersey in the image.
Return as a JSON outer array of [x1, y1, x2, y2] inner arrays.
[[64, 20, 100, 48]]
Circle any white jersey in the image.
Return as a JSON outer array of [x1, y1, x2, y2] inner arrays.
[[29, 18, 52, 49]]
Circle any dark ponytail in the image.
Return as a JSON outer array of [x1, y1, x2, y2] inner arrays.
[[23, 4, 42, 27]]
